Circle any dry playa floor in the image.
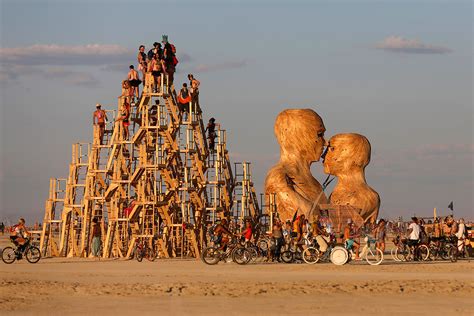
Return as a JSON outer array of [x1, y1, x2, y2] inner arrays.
[[1, 251, 473, 316]]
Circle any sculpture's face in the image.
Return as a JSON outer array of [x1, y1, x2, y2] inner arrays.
[[323, 137, 346, 175], [323, 134, 370, 176], [275, 109, 326, 163]]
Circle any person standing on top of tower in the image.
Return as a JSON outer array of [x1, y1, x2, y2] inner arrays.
[[205, 118, 217, 152], [151, 54, 165, 93], [127, 65, 141, 102], [188, 73, 200, 109], [137, 45, 147, 86], [162, 35, 177, 87], [148, 42, 162, 60], [93, 104, 108, 145]]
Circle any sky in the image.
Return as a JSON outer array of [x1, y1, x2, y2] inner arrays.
[[0, 0, 472, 224]]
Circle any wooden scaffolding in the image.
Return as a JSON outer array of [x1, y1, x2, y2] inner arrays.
[[39, 73, 261, 259]]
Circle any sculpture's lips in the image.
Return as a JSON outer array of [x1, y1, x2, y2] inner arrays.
[[321, 146, 329, 163]]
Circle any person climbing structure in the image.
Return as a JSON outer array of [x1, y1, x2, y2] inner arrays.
[[93, 104, 108, 145]]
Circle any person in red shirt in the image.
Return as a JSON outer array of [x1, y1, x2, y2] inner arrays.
[[242, 219, 253, 246]]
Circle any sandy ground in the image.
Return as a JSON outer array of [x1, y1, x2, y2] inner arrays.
[[0, 238, 473, 316]]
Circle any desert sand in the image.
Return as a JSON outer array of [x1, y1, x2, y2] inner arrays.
[[1, 247, 473, 316]]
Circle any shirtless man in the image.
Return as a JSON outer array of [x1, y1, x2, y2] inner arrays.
[[214, 218, 233, 251], [128, 65, 141, 101], [93, 104, 107, 145], [151, 55, 164, 92], [344, 219, 360, 259]]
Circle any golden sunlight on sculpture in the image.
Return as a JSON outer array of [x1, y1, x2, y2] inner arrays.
[[264, 109, 328, 220], [323, 133, 380, 223]]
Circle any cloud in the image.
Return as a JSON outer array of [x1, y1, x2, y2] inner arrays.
[[191, 60, 247, 73], [0, 65, 99, 87], [376, 36, 452, 54], [0, 44, 133, 66]]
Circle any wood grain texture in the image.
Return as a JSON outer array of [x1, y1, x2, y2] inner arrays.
[[323, 133, 380, 223], [264, 109, 328, 220]]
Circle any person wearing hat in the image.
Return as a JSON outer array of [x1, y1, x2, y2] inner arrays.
[[148, 42, 162, 60], [344, 218, 360, 259], [93, 104, 107, 145], [188, 74, 200, 109]]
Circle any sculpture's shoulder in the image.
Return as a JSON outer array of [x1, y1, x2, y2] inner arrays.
[[264, 163, 289, 193]]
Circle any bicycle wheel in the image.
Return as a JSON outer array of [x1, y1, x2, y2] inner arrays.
[[247, 246, 259, 262], [302, 247, 319, 264], [418, 245, 430, 261], [395, 246, 406, 262], [449, 246, 458, 263], [136, 249, 143, 262], [2, 247, 16, 264], [403, 245, 414, 262], [232, 247, 251, 265], [145, 247, 156, 262], [281, 250, 294, 263], [365, 248, 383, 265], [201, 246, 220, 265], [330, 246, 348, 265], [26, 246, 41, 263], [390, 248, 400, 262], [441, 244, 453, 260]]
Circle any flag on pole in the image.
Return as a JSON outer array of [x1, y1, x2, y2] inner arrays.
[[448, 201, 454, 211]]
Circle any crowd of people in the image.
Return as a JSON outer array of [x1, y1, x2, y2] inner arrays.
[[206, 212, 471, 263]]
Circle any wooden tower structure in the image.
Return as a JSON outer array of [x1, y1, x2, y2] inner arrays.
[[40, 72, 261, 259]]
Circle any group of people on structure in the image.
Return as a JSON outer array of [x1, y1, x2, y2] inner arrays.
[[92, 37, 218, 148]]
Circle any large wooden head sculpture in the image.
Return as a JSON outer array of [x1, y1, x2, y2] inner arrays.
[[323, 133, 380, 222], [265, 109, 328, 220]]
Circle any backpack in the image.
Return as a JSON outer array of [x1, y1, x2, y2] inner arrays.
[[170, 44, 176, 54], [173, 55, 179, 66]]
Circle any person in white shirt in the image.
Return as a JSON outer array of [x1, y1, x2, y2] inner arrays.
[[455, 218, 466, 251], [407, 217, 420, 247]]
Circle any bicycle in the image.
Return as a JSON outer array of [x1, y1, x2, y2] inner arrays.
[[2, 237, 41, 264], [345, 236, 383, 265], [400, 240, 430, 262], [201, 236, 251, 265], [134, 238, 156, 262]]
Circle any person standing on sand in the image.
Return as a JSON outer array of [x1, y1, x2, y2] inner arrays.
[[91, 217, 101, 257], [271, 220, 284, 262], [374, 218, 386, 253], [0, 222, 4, 235]]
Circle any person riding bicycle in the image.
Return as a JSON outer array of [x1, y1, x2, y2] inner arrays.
[[242, 219, 253, 246], [312, 215, 329, 258], [10, 218, 29, 251], [214, 218, 233, 251], [293, 214, 305, 251], [344, 218, 360, 259]]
